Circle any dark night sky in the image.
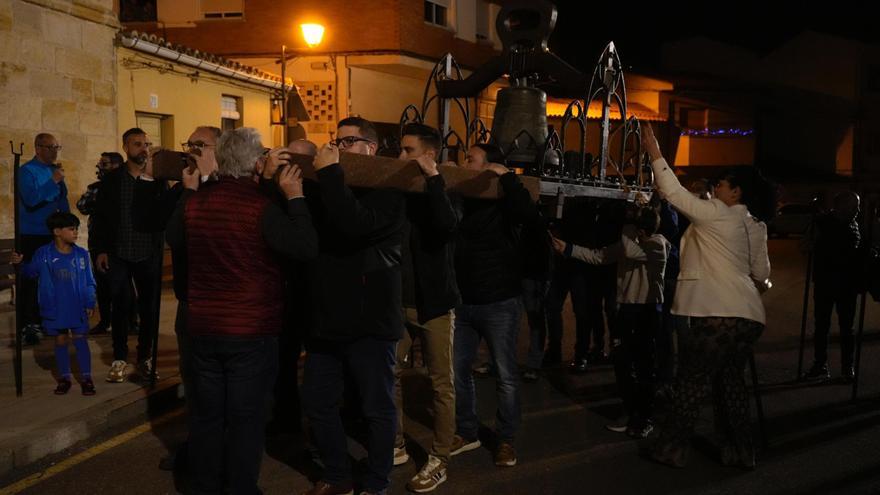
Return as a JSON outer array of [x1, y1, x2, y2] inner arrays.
[[545, 1, 874, 76]]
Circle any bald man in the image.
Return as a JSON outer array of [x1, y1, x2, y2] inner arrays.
[[805, 191, 861, 382], [18, 133, 69, 337]]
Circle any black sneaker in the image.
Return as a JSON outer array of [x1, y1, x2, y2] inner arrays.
[[627, 422, 654, 439], [22, 324, 42, 345], [54, 378, 72, 395], [568, 357, 588, 374], [588, 350, 610, 365], [803, 363, 830, 381], [80, 377, 96, 396]]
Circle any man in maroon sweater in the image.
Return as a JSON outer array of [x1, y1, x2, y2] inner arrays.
[[165, 127, 318, 495]]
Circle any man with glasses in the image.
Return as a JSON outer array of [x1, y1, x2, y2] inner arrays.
[[92, 128, 165, 384], [127, 126, 221, 470], [17, 133, 69, 341], [301, 117, 406, 495]]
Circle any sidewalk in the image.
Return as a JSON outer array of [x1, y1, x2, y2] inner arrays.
[[0, 292, 184, 477]]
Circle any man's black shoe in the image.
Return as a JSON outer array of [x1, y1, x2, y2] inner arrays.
[[803, 363, 830, 381], [568, 357, 588, 374], [89, 322, 110, 335], [841, 366, 855, 384]]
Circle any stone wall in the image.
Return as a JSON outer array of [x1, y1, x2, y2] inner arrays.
[[0, 0, 119, 239]]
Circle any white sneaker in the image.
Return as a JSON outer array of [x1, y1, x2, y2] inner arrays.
[[393, 443, 410, 466], [106, 360, 128, 383], [406, 455, 447, 493]]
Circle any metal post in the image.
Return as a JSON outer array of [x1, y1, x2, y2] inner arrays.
[[852, 199, 875, 401], [796, 215, 816, 380], [438, 54, 452, 163], [11, 141, 24, 397], [281, 45, 288, 146]]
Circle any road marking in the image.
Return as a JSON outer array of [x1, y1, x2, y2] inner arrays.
[[0, 408, 184, 495]]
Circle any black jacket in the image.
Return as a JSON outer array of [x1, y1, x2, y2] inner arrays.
[[455, 172, 540, 305], [402, 174, 461, 323], [305, 164, 406, 342], [91, 167, 165, 257]]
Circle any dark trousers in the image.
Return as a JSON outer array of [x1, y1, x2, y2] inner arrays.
[[188, 335, 279, 495], [653, 317, 763, 467], [175, 301, 194, 413], [546, 259, 590, 359], [813, 280, 858, 368], [90, 251, 138, 329], [612, 304, 660, 423], [20, 234, 52, 327], [272, 326, 302, 431], [107, 254, 160, 362], [302, 337, 397, 492], [583, 264, 617, 355], [656, 280, 678, 384]]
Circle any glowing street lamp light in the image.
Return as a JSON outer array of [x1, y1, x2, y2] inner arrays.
[[300, 23, 325, 48]]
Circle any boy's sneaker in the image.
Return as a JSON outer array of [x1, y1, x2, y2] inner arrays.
[[81, 377, 96, 396], [54, 378, 72, 395], [522, 368, 539, 383], [106, 360, 128, 382], [803, 363, 830, 381], [407, 455, 447, 493], [393, 441, 410, 466], [494, 441, 517, 467], [450, 435, 481, 456]]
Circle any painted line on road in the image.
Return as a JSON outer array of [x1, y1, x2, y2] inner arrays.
[[0, 408, 184, 495]]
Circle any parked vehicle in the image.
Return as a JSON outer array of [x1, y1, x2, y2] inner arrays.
[[768, 203, 812, 237]]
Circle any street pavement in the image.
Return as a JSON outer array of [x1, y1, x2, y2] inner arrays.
[[2, 239, 880, 494]]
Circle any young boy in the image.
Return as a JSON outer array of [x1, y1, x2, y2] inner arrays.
[[551, 206, 669, 438], [14, 212, 98, 395]]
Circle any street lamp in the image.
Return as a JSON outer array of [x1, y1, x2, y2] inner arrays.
[[300, 23, 325, 48], [280, 23, 325, 143]]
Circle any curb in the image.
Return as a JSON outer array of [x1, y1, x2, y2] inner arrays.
[[0, 376, 183, 479]]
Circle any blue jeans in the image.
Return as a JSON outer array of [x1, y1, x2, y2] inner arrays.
[[454, 297, 523, 442], [188, 335, 279, 495], [302, 337, 397, 492]]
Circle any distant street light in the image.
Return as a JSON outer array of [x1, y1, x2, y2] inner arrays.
[[281, 23, 325, 142], [300, 23, 325, 48]]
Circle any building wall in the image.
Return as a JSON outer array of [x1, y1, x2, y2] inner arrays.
[[117, 48, 274, 151], [673, 136, 755, 167], [0, 0, 119, 239], [131, 0, 500, 69]]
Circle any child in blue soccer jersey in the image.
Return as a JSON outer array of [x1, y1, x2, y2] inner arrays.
[[13, 212, 98, 395]]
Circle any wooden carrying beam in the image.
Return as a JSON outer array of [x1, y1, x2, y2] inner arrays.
[[293, 152, 540, 201], [153, 150, 540, 200]]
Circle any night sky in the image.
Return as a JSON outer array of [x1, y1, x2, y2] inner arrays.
[[546, 1, 872, 76]]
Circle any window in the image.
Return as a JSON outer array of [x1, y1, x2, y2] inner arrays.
[[200, 0, 243, 20], [424, 0, 449, 27], [119, 0, 157, 22], [475, 0, 490, 41], [135, 112, 174, 149], [221, 95, 243, 131]]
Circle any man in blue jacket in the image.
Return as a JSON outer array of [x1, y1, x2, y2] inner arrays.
[[17, 133, 69, 339]]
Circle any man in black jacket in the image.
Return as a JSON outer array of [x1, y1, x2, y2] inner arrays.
[[804, 191, 861, 382], [92, 128, 165, 384], [391, 123, 459, 493], [451, 143, 540, 469], [301, 117, 406, 495]]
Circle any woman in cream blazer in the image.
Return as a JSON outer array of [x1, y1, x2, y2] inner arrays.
[[641, 125, 774, 469]]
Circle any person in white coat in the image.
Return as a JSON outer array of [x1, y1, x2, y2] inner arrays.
[[641, 124, 774, 469]]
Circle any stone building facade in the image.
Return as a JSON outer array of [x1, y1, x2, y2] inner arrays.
[[0, 0, 119, 239]]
